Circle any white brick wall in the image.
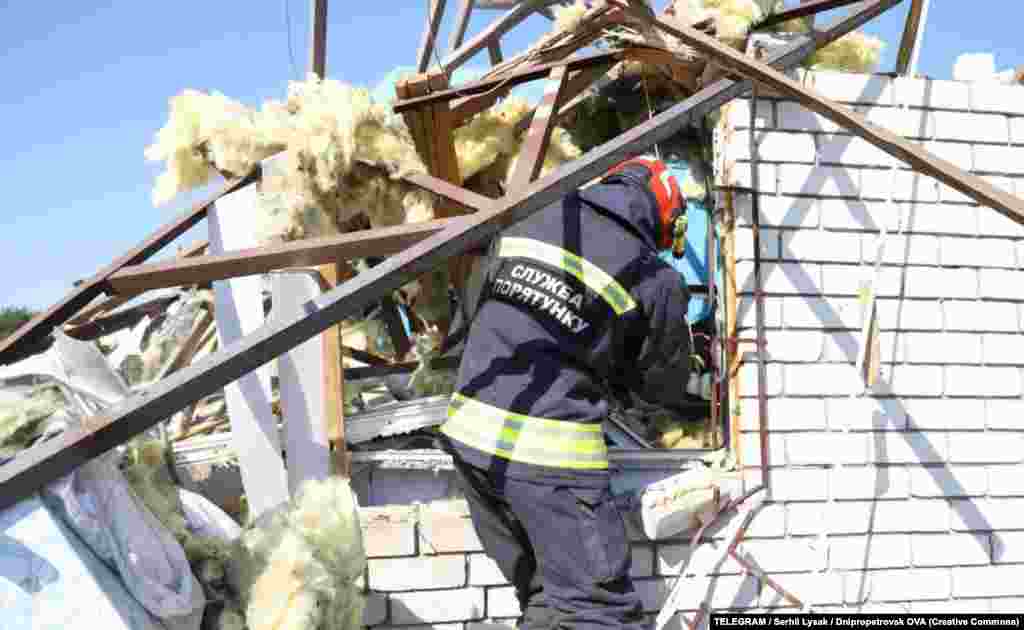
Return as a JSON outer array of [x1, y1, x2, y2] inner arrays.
[[360, 72, 1024, 627]]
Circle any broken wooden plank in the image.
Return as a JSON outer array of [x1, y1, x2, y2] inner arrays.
[[0, 1, 895, 511], [508, 65, 570, 190], [617, 0, 1024, 225], [105, 217, 464, 295], [63, 295, 180, 342], [0, 172, 257, 366], [418, 0, 449, 72]]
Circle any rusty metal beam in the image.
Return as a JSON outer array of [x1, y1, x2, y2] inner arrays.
[[487, 40, 503, 65], [418, 0, 449, 73], [755, 0, 864, 30], [0, 172, 257, 367], [442, 0, 555, 71], [105, 218, 466, 295], [449, 0, 476, 52], [894, 0, 927, 75], [508, 65, 570, 190], [0, 0, 898, 512], [620, 0, 1024, 225]]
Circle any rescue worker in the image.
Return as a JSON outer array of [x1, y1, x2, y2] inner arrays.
[[437, 153, 695, 629]]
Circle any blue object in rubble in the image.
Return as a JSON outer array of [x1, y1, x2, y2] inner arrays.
[[660, 160, 714, 324]]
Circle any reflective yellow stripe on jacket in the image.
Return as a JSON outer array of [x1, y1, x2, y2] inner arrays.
[[441, 393, 609, 470], [496, 237, 637, 315]]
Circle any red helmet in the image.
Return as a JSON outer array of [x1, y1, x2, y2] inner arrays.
[[604, 156, 687, 251]]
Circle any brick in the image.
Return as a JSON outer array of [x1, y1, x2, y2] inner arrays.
[[778, 164, 860, 198], [657, 541, 737, 577], [912, 533, 990, 567], [894, 77, 970, 110], [905, 398, 985, 430], [631, 544, 654, 578], [946, 366, 1021, 397], [737, 363, 784, 397], [828, 533, 910, 569], [911, 599, 990, 614], [828, 397, 906, 431], [729, 98, 774, 129], [736, 295, 783, 329], [898, 332, 981, 364], [762, 330, 823, 362], [980, 269, 1024, 300], [972, 83, 1024, 116], [910, 465, 989, 497], [361, 506, 418, 558], [903, 267, 978, 299], [744, 502, 787, 539], [945, 300, 1020, 332], [831, 465, 909, 500], [933, 111, 1009, 143], [786, 432, 870, 466], [740, 397, 827, 432], [364, 591, 389, 626], [737, 261, 823, 296], [782, 296, 860, 329], [870, 431, 948, 464], [821, 330, 896, 364], [818, 135, 897, 167], [860, 568, 951, 601], [757, 468, 828, 502], [948, 433, 1024, 464], [952, 498, 1024, 531], [739, 431, 786, 469], [989, 597, 1024, 613], [820, 263, 880, 296], [468, 553, 506, 586], [943, 236, 1018, 268], [818, 199, 901, 232], [954, 566, 1024, 598], [784, 364, 861, 396], [872, 365, 944, 397], [723, 163, 776, 193], [734, 227, 780, 261], [763, 572, 844, 607], [986, 399, 1024, 429], [925, 141, 975, 171], [984, 333, 1024, 365], [390, 587, 485, 624], [993, 531, 1024, 564], [735, 539, 825, 573], [988, 465, 1024, 497], [867, 234, 940, 266], [903, 203, 978, 236], [419, 503, 484, 554], [810, 71, 893, 106], [978, 205, 1024, 238], [864, 107, 934, 140], [973, 145, 1024, 176], [732, 131, 818, 164], [1013, 117, 1024, 145], [876, 299, 944, 331], [485, 586, 521, 618], [780, 230, 861, 263], [777, 100, 843, 132], [369, 555, 467, 591], [861, 169, 940, 203], [735, 194, 819, 228]]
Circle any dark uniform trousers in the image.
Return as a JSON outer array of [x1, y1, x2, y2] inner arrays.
[[447, 447, 649, 630]]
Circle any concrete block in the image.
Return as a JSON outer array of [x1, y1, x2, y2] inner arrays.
[[946, 366, 1021, 397], [903, 203, 978, 236], [362, 506, 418, 558], [1012, 116, 1024, 145], [468, 553, 507, 586], [419, 503, 484, 554], [763, 572, 844, 607], [980, 269, 1024, 300], [974, 145, 1024, 176], [872, 365, 945, 397], [485, 586, 521, 618], [734, 539, 825, 574], [876, 299, 944, 331], [820, 329, 884, 364], [951, 498, 1024, 531], [389, 587, 486, 624], [990, 597, 1024, 613], [736, 295, 783, 329], [903, 267, 978, 299], [867, 234, 940, 266], [925, 141, 975, 171], [762, 330, 823, 362], [828, 533, 911, 570], [910, 465, 989, 498], [971, 83, 1024, 116], [818, 199, 901, 232], [953, 566, 1024, 598], [784, 364, 861, 396], [860, 107, 933, 140], [778, 164, 860, 198], [945, 300, 1019, 332], [781, 296, 860, 329], [724, 163, 776, 194], [736, 261, 823, 296], [819, 262, 875, 295], [810, 71, 893, 105], [729, 98, 775, 129], [992, 532, 1024, 563], [870, 431, 948, 464], [977, 203, 1024, 238], [986, 399, 1024, 430], [831, 465, 909, 500], [905, 398, 985, 431], [984, 333, 1024, 365], [786, 432, 870, 466], [735, 194, 819, 228], [731, 131, 818, 163], [912, 533, 990, 567], [740, 397, 827, 433], [988, 464, 1024, 497], [911, 599, 990, 614], [894, 77, 970, 110], [777, 100, 843, 132], [734, 227, 780, 261], [863, 569, 951, 601], [898, 332, 981, 364], [737, 363, 784, 397], [933, 111, 1009, 143], [827, 397, 907, 431], [861, 169, 940, 203], [780, 230, 861, 263], [739, 431, 786, 470], [942, 236, 1018, 268], [948, 433, 1024, 464], [857, 500, 951, 534], [817, 134, 897, 166], [369, 555, 467, 591]]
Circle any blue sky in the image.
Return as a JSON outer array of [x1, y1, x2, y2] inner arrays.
[[1, 1, 1017, 311]]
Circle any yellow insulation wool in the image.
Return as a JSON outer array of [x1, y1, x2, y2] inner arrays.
[[701, 0, 765, 44], [808, 30, 884, 74], [232, 476, 365, 630], [0, 385, 67, 458], [552, 0, 592, 33]]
